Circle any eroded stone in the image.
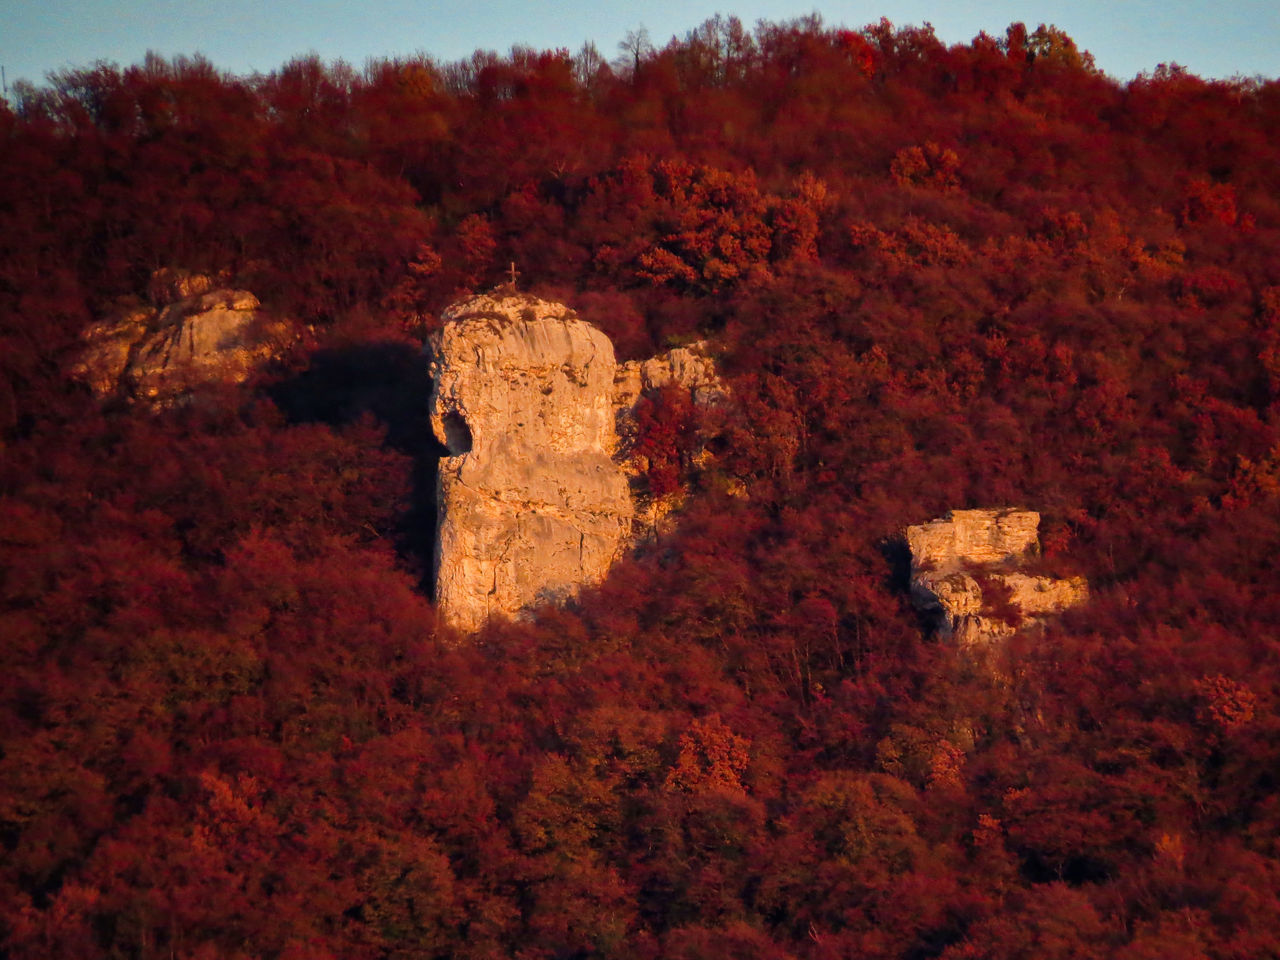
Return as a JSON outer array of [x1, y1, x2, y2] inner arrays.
[[906, 508, 1088, 644], [429, 294, 634, 633], [429, 293, 725, 632], [74, 273, 289, 402]]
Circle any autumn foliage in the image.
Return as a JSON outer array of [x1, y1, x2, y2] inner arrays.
[[3, 15, 1280, 959]]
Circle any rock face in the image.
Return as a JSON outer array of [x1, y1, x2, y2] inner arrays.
[[613, 344, 724, 413], [74, 272, 287, 401], [429, 292, 723, 632], [75, 308, 154, 397], [906, 508, 1088, 644], [429, 294, 634, 633]]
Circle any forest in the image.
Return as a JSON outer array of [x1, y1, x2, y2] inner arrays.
[[2, 14, 1280, 958]]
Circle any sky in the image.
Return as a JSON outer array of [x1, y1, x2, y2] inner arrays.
[[1, 0, 1277, 95]]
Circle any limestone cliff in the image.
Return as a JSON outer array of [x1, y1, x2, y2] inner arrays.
[[613, 343, 724, 414], [906, 508, 1087, 644], [429, 294, 634, 633], [429, 293, 723, 632], [74, 272, 289, 401]]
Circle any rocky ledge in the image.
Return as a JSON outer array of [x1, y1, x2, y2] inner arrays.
[[74, 270, 291, 402], [905, 508, 1088, 644]]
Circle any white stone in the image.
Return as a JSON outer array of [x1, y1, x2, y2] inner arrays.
[[74, 274, 287, 402]]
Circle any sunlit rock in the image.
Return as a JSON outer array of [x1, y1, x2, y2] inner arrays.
[[428, 293, 724, 632], [906, 508, 1087, 644], [429, 293, 633, 633], [74, 271, 290, 402]]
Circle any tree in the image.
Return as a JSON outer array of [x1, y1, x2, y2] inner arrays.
[[616, 27, 655, 78]]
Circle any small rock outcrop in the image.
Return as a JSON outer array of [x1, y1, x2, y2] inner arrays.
[[613, 341, 728, 532], [75, 271, 288, 401], [906, 508, 1088, 644], [613, 344, 724, 413], [429, 292, 722, 632]]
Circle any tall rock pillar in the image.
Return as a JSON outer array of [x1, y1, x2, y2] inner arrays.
[[428, 294, 634, 632]]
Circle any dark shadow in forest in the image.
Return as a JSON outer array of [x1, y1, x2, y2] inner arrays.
[[880, 533, 937, 637], [268, 341, 444, 595], [879, 534, 914, 594]]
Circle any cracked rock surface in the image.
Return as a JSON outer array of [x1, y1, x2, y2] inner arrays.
[[428, 294, 635, 633], [74, 270, 288, 402]]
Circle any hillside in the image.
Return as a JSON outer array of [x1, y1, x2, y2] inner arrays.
[[2, 17, 1280, 958]]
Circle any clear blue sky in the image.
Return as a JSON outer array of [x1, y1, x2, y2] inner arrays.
[[1, 0, 1276, 94]]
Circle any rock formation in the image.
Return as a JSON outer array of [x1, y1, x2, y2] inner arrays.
[[613, 341, 727, 532], [428, 292, 722, 632], [429, 294, 633, 633], [74, 271, 289, 401], [613, 344, 724, 413], [905, 508, 1088, 644]]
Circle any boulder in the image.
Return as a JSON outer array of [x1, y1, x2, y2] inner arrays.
[[74, 274, 288, 402], [906, 508, 1040, 568], [613, 342, 725, 415], [128, 289, 275, 400]]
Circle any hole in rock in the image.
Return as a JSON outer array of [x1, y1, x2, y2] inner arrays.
[[442, 411, 473, 454]]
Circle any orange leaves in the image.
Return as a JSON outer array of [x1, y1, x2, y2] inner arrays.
[[770, 171, 830, 264], [637, 245, 703, 287], [1218, 448, 1280, 512], [1181, 178, 1240, 228], [847, 217, 972, 272], [1024, 23, 1100, 74], [890, 141, 961, 190], [1077, 208, 1184, 294], [898, 218, 973, 267], [516, 753, 619, 853], [833, 29, 876, 77], [876, 723, 969, 793], [665, 714, 751, 794], [587, 157, 831, 291], [634, 159, 773, 290], [1194, 674, 1258, 733], [956, 205, 1187, 302]]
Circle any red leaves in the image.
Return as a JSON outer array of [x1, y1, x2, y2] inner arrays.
[[452, 213, 498, 289], [666, 714, 752, 794], [584, 158, 833, 292], [1194, 674, 1258, 733], [382, 241, 442, 337], [629, 382, 700, 499], [5, 18, 1280, 960], [1181, 178, 1239, 227], [634, 160, 773, 290], [835, 30, 877, 78]]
